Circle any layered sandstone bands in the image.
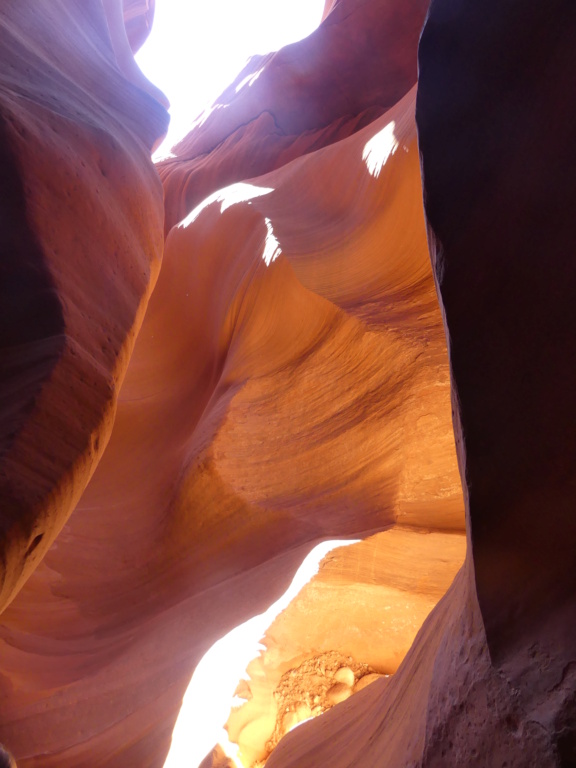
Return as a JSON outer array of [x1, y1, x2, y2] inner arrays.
[[265, 1, 576, 766], [0, 67, 464, 763], [0, 0, 167, 613], [0, 0, 465, 763], [1, 0, 574, 766]]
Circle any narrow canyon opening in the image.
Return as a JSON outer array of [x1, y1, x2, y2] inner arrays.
[[0, 1, 492, 766], [2, 1, 575, 767], [163, 540, 360, 767], [134, 6, 467, 766], [135, 0, 327, 154]]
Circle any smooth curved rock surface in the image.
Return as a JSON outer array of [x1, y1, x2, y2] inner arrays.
[[0, 0, 167, 613], [263, 1, 576, 766], [158, 0, 429, 231], [0, 80, 462, 765], [10, 0, 572, 766]]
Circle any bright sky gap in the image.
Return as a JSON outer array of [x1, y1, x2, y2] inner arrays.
[[136, 0, 326, 155]]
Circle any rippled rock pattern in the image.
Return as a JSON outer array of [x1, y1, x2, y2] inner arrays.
[[0, 0, 166, 614], [1, 0, 573, 767], [264, 1, 576, 767]]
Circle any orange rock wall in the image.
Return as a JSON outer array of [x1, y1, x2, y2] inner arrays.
[[265, 1, 576, 766], [0, 0, 465, 764], [3, 0, 573, 766], [226, 529, 465, 765], [0, 79, 463, 766]]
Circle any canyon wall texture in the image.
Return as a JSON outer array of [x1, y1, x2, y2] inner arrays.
[[0, 0, 574, 767], [264, 1, 576, 767], [0, 0, 167, 615], [158, 0, 430, 232]]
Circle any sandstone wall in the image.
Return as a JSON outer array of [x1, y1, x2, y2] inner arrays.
[[1, 0, 573, 766], [0, 0, 167, 614]]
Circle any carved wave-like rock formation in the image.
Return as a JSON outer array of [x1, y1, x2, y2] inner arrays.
[[1, 0, 575, 767]]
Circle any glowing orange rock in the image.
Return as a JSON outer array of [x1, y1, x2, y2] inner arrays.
[[0, 78, 462, 765], [0, 0, 472, 766], [264, 2, 576, 767], [226, 529, 465, 765], [1, 0, 573, 763]]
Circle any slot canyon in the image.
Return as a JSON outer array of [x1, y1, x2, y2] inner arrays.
[[0, 0, 575, 766]]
